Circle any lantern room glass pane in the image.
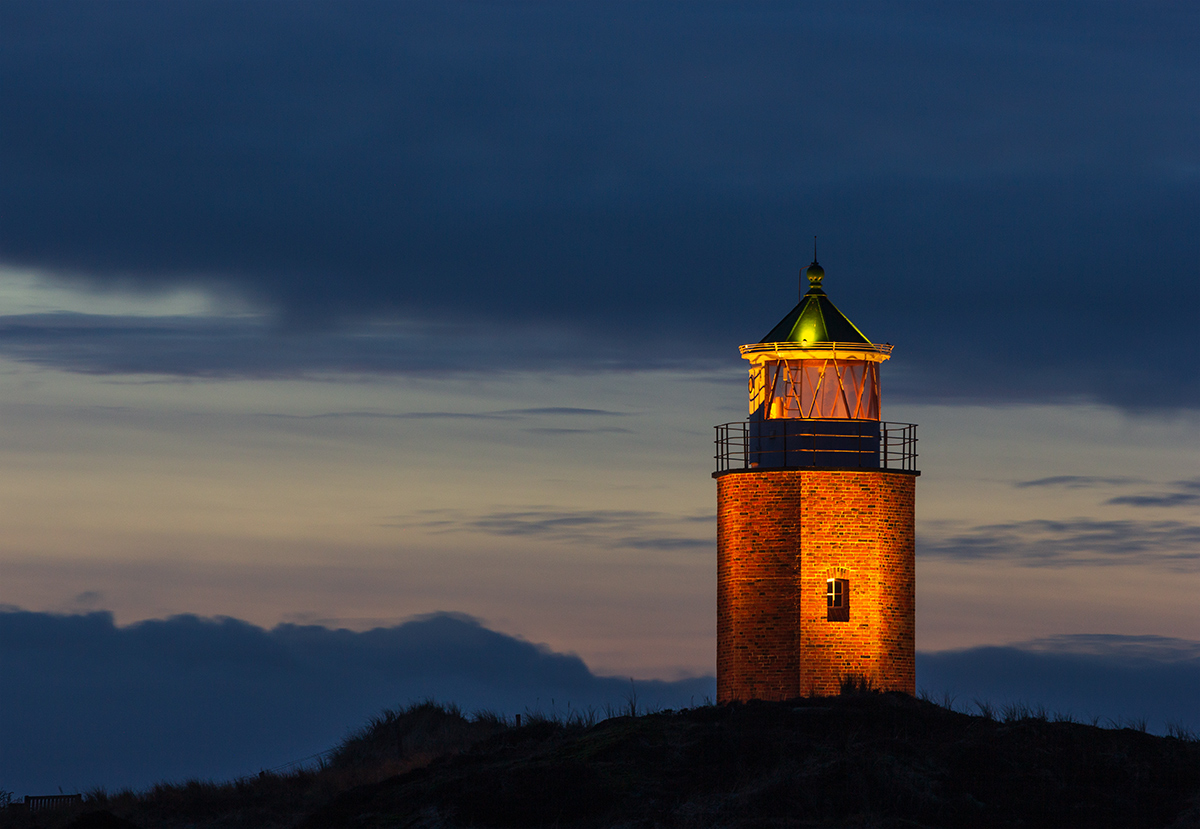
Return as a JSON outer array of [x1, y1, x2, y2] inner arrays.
[[753, 359, 879, 420]]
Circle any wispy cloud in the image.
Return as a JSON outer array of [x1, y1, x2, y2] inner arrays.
[[1106, 478, 1200, 509], [920, 517, 1200, 569], [399, 508, 715, 552], [1012, 634, 1200, 664], [1012, 476, 1200, 509], [1013, 476, 1143, 489], [263, 407, 631, 422], [71, 590, 104, 608], [0, 312, 726, 377], [280, 411, 512, 421], [521, 427, 633, 435], [1107, 492, 1200, 508], [501, 408, 632, 417]]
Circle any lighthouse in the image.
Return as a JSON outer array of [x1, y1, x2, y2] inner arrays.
[[713, 255, 918, 701]]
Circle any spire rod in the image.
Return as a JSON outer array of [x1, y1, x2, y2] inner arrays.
[[801, 236, 825, 296]]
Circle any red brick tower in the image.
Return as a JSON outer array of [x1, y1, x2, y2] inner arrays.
[[714, 256, 918, 701]]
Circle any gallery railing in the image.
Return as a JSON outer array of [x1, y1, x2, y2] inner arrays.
[[714, 420, 918, 473], [738, 341, 894, 358]]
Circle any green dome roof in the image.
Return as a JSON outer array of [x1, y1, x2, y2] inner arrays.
[[759, 260, 873, 345]]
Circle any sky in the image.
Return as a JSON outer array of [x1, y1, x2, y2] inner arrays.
[[1, 0, 1198, 795]]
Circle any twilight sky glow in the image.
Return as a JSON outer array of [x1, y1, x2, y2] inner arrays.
[[0, 0, 1198, 794]]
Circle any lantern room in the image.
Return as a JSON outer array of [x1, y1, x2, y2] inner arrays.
[[744, 259, 891, 421], [714, 258, 916, 472]]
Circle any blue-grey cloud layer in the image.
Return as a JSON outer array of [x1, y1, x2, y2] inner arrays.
[[918, 635, 1200, 734], [4, 609, 1199, 799], [0, 609, 714, 797], [1, 1, 1197, 408]]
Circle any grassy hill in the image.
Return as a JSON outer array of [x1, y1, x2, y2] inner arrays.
[[7, 692, 1200, 829]]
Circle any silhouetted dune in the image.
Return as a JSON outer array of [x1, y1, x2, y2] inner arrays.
[[63, 812, 140, 829], [6, 695, 1199, 829]]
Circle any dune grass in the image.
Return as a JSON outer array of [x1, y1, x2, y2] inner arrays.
[[4, 690, 1198, 829]]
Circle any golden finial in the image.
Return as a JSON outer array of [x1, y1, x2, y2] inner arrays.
[[804, 236, 824, 291]]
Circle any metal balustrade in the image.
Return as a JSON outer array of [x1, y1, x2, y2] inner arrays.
[[714, 420, 918, 473]]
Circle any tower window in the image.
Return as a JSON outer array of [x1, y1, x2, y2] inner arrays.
[[827, 578, 850, 622]]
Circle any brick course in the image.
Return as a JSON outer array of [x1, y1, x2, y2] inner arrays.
[[716, 469, 916, 701]]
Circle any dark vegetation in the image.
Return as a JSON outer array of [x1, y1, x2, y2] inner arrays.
[[6, 690, 1200, 829]]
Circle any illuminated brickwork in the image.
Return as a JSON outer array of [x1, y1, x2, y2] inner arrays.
[[716, 468, 916, 701]]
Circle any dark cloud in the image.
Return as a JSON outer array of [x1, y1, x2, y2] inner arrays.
[[405, 508, 714, 552], [917, 634, 1200, 734], [920, 517, 1200, 568], [0, 609, 714, 797], [1, 1, 1197, 409]]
